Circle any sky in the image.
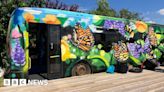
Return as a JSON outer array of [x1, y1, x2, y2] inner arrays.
[[59, 0, 164, 24]]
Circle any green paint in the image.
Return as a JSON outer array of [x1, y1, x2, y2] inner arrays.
[[87, 55, 110, 67], [11, 73, 16, 78], [129, 56, 142, 65]]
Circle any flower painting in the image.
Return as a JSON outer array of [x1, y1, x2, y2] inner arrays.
[[11, 39, 25, 66]]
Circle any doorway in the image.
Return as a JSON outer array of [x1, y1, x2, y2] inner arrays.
[[28, 23, 62, 79], [28, 23, 48, 79]]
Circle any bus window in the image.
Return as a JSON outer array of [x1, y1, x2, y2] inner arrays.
[[61, 26, 74, 37], [49, 25, 61, 56], [133, 32, 143, 40], [93, 33, 105, 45], [93, 29, 126, 52], [48, 25, 62, 78]]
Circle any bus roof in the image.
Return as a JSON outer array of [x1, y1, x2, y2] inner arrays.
[[14, 7, 124, 20], [12, 7, 163, 26]]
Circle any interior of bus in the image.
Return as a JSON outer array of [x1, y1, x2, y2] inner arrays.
[[28, 23, 48, 79], [93, 29, 126, 52], [28, 23, 62, 79]]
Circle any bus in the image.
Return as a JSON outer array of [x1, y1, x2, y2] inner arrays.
[[5, 7, 164, 79]]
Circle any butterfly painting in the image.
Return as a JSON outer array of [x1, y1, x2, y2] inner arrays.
[[72, 23, 94, 51], [113, 42, 129, 62], [148, 27, 157, 46]]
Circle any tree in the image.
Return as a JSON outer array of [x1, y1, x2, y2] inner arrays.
[[89, 0, 142, 20], [89, 0, 117, 17], [27, 0, 79, 11], [119, 9, 143, 20]]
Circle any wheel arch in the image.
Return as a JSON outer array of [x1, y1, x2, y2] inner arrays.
[[73, 59, 93, 73]]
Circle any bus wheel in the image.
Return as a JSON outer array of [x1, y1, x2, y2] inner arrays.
[[144, 59, 157, 70], [72, 62, 91, 76]]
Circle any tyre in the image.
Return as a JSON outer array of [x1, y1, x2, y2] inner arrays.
[[72, 62, 91, 76], [115, 62, 128, 73], [144, 59, 157, 70], [129, 65, 143, 73]]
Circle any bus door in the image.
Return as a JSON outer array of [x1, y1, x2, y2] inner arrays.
[[47, 25, 63, 79]]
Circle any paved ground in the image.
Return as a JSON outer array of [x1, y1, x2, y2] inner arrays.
[[0, 67, 164, 92]]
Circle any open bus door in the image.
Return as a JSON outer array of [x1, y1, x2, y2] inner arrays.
[[28, 23, 63, 79]]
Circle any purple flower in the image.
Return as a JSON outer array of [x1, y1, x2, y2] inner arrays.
[[136, 44, 144, 53], [143, 37, 151, 53], [118, 30, 126, 36], [103, 20, 127, 38], [11, 39, 25, 66], [127, 43, 141, 58]]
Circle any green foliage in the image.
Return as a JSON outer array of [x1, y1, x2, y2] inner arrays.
[[89, 0, 142, 20], [119, 9, 143, 20], [89, 0, 117, 17]]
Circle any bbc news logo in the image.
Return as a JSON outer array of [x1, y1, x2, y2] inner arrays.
[[3, 79, 48, 86]]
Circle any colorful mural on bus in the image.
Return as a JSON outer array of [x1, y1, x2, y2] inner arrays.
[[1, 7, 164, 79]]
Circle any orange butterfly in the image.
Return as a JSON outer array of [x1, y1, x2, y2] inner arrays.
[[72, 24, 94, 51]]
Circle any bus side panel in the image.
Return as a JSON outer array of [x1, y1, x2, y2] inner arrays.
[[6, 8, 164, 79]]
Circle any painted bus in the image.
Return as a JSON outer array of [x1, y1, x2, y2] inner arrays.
[[4, 7, 164, 79]]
